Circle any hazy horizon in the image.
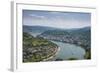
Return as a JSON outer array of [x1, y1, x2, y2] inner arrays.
[[23, 10, 91, 29], [23, 24, 90, 30]]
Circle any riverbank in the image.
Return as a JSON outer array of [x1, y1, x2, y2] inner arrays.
[[43, 47, 60, 61]]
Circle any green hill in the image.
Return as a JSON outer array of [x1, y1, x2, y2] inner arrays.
[[23, 32, 58, 62]]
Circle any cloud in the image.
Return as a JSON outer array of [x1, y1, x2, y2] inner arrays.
[[48, 11, 63, 14], [28, 14, 46, 19]]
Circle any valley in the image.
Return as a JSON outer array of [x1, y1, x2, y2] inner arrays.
[[23, 25, 91, 62]]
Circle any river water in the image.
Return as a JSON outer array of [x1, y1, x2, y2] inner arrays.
[[51, 41, 86, 60]]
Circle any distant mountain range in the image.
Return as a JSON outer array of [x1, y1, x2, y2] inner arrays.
[[23, 25, 59, 33], [23, 25, 90, 34]]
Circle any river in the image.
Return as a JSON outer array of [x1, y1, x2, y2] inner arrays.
[[51, 41, 86, 60]]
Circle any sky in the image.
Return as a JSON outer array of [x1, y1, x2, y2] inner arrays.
[[23, 10, 91, 29]]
